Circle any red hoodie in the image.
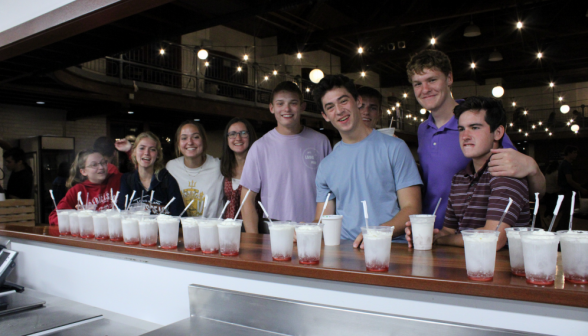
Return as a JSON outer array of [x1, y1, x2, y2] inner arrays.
[[49, 164, 122, 225]]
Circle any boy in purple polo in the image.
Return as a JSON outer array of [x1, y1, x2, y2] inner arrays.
[[409, 97, 530, 250], [405, 50, 544, 231]]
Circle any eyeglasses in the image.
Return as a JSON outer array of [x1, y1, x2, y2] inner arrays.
[[85, 160, 108, 169], [227, 130, 249, 139]]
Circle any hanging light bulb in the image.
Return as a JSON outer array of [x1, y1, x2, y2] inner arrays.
[[361, 71, 366, 77], [492, 86, 504, 97], [549, 82, 554, 88], [430, 38, 436, 45], [396, 102, 400, 107], [545, 128, 549, 132], [532, 125, 536, 129], [518, 129, 522, 133], [470, 62, 476, 69], [205, 61, 209, 67], [516, 21, 523, 29], [403, 92, 408, 98], [237, 66, 242, 72], [358, 47, 363, 54], [309, 68, 324, 83], [273, 69, 278, 75], [558, 96, 563, 101], [197, 49, 208, 60], [512, 101, 516, 107], [571, 124, 580, 132], [243, 54, 249, 61], [305, 88, 310, 93], [297, 52, 302, 59], [538, 121, 542, 126], [387, 109, 391, 115], [159, 48, 165, 55], [537, 52, 543, 59], [560, 105, 570, 113], [525, 133, 528, 136], [264, 76, 269, 81], [392, 106, 396, 111], [509, 123, 513, 127], [549, 132, 552, 136], [523, 110, 528, 115]]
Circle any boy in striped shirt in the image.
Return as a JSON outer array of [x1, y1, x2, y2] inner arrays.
[[407, 96, 529, 250]]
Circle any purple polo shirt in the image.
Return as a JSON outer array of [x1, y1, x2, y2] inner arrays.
[[418, 114, 515, 229]]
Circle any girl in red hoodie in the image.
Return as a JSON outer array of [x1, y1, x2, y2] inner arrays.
[[49, 149, 123, 226]]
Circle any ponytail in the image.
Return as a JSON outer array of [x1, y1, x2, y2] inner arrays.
[[66, 149, 101, 188]]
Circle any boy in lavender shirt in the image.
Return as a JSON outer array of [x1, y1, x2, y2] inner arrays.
[[240, 81, 332, 232]]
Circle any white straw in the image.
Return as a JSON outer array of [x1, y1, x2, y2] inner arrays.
[[218, 200, 230, 219], [258, 201, 273, 225], [127, 190, 136, 210], [569, 191, 576, 231], [86, 193, 89, 208], [110, 188, 113, 203], [548, 195, 565, 232], [203, 195, 209, 215], [495, 198, 513, 232], [317, 193, 331, 224], [179, 199, 194, 218], [124, 195, 129, 210], [234, 189, 251, 220], [114, 191, 120, 203], [49, 190, 57, 208], [112, 200, 120, 212], [432, 198, 442, 216], [389, 116, 394, 128], [361, 200, 369, 229], [77, 192, 85, 210], [161, 197, 175, 212], [531, 192, 540, 230], [150, 190, 154, 204]]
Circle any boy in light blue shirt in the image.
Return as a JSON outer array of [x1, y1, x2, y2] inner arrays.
[[313, 75, 423, 248]]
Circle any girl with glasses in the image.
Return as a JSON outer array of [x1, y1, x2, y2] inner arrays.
[[48, 149, 123, 226]]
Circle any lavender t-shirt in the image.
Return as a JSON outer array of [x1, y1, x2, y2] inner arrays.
[[241, 127, 332, 222], [418, 115, 516, 229]]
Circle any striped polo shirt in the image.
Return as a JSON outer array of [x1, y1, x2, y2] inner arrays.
[[443, 160, 530, 231]]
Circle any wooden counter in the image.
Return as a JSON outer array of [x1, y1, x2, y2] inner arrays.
[[1, 224, 586, 309]]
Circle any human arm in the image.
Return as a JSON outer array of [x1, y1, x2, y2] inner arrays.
[[565, 174, 588, 194], [488, 148, 546, 198], [354, 185, 422, 249], [241, 187, 259, 233], [314, 199, 335, 223]]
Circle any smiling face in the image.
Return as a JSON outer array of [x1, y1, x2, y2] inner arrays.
[[178, 124, 204, 159], [227, 122, 250, 154], [321, 87, 363, 134], [458, 109, 504, 160], [80, 153, 107, 184], [411, 67, 453, 113], [358, 95, 380, 129], [269, 90, 305, 132], [135, 137, 158, 169]]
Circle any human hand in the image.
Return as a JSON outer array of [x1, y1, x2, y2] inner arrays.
[[353, 232, 364, 249], [115, 139, 132, 152], [488, 148, 537, 178], [405, 221, 413, 248]]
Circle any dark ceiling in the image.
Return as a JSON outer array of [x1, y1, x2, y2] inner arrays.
[[0, 0, 587, 112]]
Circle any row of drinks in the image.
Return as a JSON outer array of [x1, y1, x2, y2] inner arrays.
[[465, 228, 588, 285]]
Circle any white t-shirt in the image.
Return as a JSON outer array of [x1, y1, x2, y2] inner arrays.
[[166, 154, 224, 218]]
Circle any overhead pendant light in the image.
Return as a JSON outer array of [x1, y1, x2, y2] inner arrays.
[[197, 49, 208, 60], [309, 68, 324, 83], [464, 22, 481, 37], [571, 124, 580, 132], [560, 105, 570, 114], [492, 86, 504, 97], [489, 49, 503, 62]]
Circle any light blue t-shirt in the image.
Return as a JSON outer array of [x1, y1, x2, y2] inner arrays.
[[315, 130, 423, 240]]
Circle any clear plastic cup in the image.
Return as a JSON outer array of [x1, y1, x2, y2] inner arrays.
[[199, 219, 221, 254], [321, 215, 342, 246], [505, 227, 544, 276], [69, 212, 79, 237], [462, 230, 499, 281], [106, 211, 124, 242], [77, 210, 95, 239], [181, 217, 201, 251], [409, 214, 435, 250], [157, 215, 180, 249], [218, 219, 243, 256], [269, 221, 295, 261], [121, 216, 140, 245], [361, 226, 393, 272], [138, 215, 158, 247], [92, 212, 110, 240], [521, 231, 560, 285], [557, 230, 588, 284], [295, 223, 323, 265], [377, 127, 395, 137], [56, 210, 72, 236]]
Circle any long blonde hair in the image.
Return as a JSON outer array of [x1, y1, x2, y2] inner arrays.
[[66, 149, 102, 188], [132, 132, 165, 178]]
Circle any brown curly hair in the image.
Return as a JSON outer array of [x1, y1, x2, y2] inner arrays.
[[406, 49, 453, 83]]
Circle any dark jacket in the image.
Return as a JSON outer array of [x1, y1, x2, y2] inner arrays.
[[117, 168, 185, 216]]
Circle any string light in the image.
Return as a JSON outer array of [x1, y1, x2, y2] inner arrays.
[[243, 55, 249, 61], [264, 76, 268, 81], [420, 108, 427, 114], [549, 82, 554, 88], [305, 88, 310, 92], [532, 125, 536, 129], [361, 71, 366, 77], [470, 62, 476, 69], [549, 132, 552, 136], [525, 133, 528, 136], [403, 93, 408, 98], [512, 102, 516, 107], [392, 106, 396, 111], [516, 21, 523, 29], [237, 66, 242, 72], [509, 123, 513, 127], [558, 96, 563, 101], [358, 47, 363, 54], [205, 61, 209, 67], [538, 121, 542, 125], [545, 128, 549, 132], [396, 102, 401, 107], [297, 52, 302, 59], [387, 109, 391, 115], [537, 52, 543, 59], [413, 117, 417, 121], [430, 38, 436, 45], [273, 70, 278, 75], [159, 49, 165, 55], [518, 129, 522, 133], [523, 110, 528, 115]]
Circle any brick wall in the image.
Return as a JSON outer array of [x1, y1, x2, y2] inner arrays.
[[65, 117, 108, 153]]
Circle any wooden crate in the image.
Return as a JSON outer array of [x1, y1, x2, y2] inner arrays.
[[0, 199, 35, 226]]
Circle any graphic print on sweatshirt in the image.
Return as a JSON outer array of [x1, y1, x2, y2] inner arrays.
[[182, 180, 207, 217]]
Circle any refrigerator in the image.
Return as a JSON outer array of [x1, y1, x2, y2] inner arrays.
[[20, 136, 75, 224]]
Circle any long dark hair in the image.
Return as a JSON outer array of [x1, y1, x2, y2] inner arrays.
[[221, 118, 257, 179], [174, 120, 208, 159]]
